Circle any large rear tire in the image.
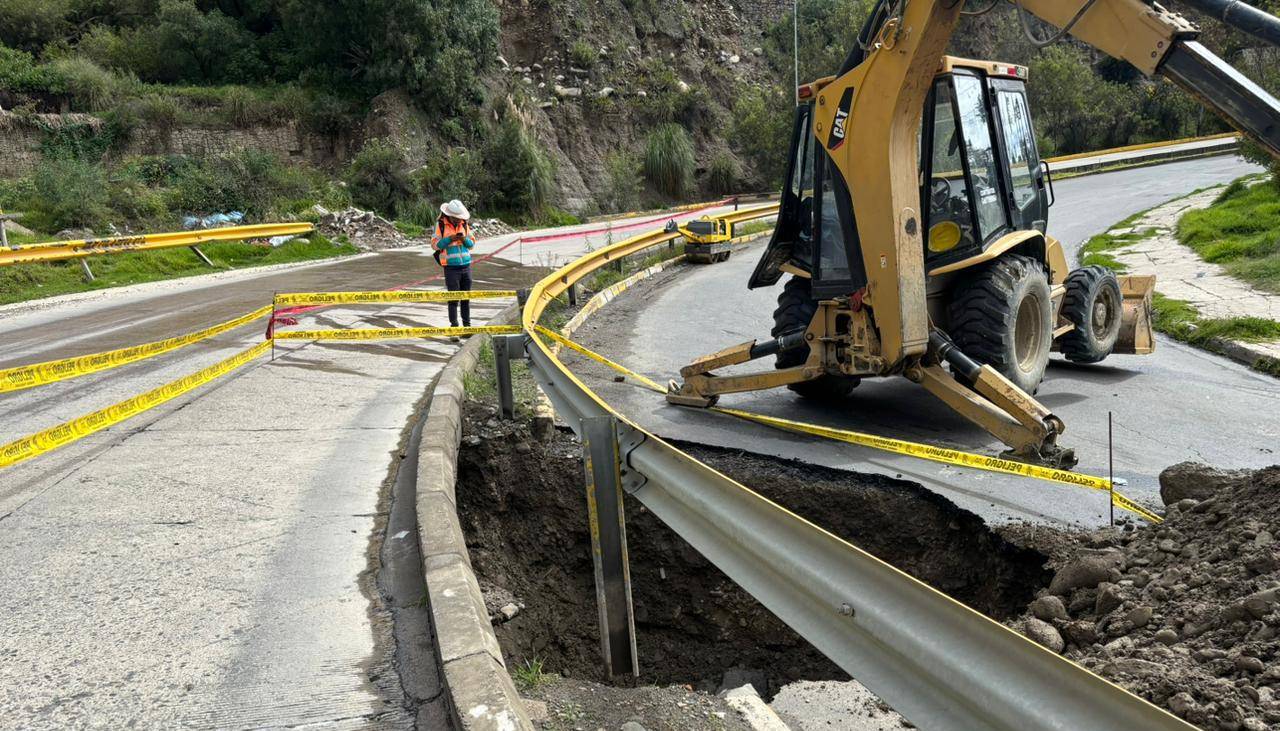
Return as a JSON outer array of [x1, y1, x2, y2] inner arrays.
[[1059, 266, 1122, 364], [773, 277, 859, 401], [948, 254, 1052, 394]]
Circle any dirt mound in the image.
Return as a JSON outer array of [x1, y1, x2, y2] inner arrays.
[[1009, 463, 1280, 730], [456, 401, 1051, 696]]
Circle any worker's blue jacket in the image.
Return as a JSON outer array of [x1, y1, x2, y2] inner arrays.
[[432, 217, 475, 266]]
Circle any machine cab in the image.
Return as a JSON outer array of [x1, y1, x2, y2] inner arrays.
[[750, 57, 1052, 293]]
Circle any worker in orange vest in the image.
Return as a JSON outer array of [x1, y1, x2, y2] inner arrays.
[[432, 200, 476, 341]]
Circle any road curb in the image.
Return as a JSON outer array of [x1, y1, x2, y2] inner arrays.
[[1193, 332, 1280, 376], [415, 302, 534, 731]]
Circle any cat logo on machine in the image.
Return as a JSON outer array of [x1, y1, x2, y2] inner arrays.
[[827, 87, 855, 150]]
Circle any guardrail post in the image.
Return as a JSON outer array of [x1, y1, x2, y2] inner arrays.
[[78, 259, 95, 282], [493, 334, 516, 420], [580, 415, 639, 680], [189, 245, 214, 267], [567, 283, 577, 307], [0, 218, 9, 250]]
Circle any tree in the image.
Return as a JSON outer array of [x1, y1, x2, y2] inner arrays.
[[730, 87, 792, 189]]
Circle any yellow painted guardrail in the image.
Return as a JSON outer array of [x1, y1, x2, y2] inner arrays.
[[0, 222, 315, 266]]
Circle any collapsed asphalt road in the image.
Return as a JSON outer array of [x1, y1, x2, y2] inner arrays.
[[563, 155, 1278, 527]]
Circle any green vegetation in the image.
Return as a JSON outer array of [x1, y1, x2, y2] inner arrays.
[[0, 234, 355, 305], [1151, 294, 1280, 375], [644, 124, 695, 198], [707, 151, 739, 195], [1078, 225, 1155, 273], [569, 40, 597, 69], [1178, 177, 1280, 294], [512, 658, 549, 691], [463, 338, 540, 417], [736, 220, 776, 237], [599, 153, 643, 214]]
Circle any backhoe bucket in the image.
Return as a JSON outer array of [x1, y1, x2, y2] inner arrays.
[[1115, 275, 1156, 355]]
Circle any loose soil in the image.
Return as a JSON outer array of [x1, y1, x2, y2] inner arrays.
[[456, 400, 1052, 699], [1003, 463, 1280, 730]]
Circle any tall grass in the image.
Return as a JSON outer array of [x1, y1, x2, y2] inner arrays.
[[1178, 175, 1280, 294], [643, 124, 694, 198]]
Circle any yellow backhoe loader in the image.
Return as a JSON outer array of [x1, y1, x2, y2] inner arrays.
[[667, 0, 1280, 467]]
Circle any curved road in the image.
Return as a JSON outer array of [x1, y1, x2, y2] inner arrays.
[[0, 204, 738, 729], [568, 156, 1279, 527]]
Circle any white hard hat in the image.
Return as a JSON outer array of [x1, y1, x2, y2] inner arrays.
[[440, 199, 471, 221]]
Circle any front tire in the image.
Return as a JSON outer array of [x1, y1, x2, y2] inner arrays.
[[948, 254, 1052, 394], [772, 276, 859, 401], [1059, 266, 1122, 364]]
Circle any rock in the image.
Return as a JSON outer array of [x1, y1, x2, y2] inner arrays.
[[752, 46, 763, 55], [497, 54, 509, 69], [728, 54, 740, 64], [1154, 628, 1180, 645], [1095, 583, 1124, 615], [309, 203, 331, 217], [1158, 539, 1179, 554], [1030, 595, 1069, 622], [1022, 618, 1065, 653], [1235, 655, 1266, 674], [635, 90, 647, 97], [620, 722, 647, 731], [522, 76, 533, 85], [1168, 691, 1197, 717], [677, 79, 690, 93], [531, 62, 543, 71], [462, 435, 483, 447], [1062, 620, 1099, 647], [554, 85, 582, 98], [1159, 461, 1249, 505], [1127, 605, 1154, 628], [1102, 658, 1164, 677], [1049, 555, 1118, 595], [2, 220, 34, 237], [596, 86, 615, 98], [499, 602, 521, 621], [514, 442, 532, 455], [718, 666, 768, 696], [55, 227, 95, 240]]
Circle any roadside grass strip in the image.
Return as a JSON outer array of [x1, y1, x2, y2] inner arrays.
[[0, 340, 271, 469], [534, 326, 1162, 523], [274, 290, 517, 306], [0, 305, 273, 394], [273, 325, 523, 341]]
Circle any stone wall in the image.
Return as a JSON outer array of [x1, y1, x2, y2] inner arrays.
[[0, 111, 342, 178]]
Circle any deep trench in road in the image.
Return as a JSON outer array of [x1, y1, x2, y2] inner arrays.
[[456, 400, 1053, 697]]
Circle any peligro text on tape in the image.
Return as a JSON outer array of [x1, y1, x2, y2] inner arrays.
[[273, 325, 523, 341], [0, 305, 272, 394], [273, 290, 516, 307], [0, 340, 271, 469], [533, 325, 1162, 523]]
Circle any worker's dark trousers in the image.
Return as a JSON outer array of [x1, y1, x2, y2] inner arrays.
[[444, 265, 472, 327]]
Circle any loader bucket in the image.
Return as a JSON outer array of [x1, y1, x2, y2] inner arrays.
[[1114, 275, 1156, 355]]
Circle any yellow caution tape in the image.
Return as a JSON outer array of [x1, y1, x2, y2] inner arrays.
[[535, 325, 667, 392], [274, 290, 516, 306], [273, 325, 523, 341], [541, 327, 1162, 523], [0, 305, 272, 394], [0, 340, 271, 469]]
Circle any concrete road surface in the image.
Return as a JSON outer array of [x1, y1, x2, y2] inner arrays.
[[565, 155, 1277, 527], [0, 204, 743, 729]]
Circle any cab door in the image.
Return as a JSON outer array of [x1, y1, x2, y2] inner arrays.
[[990, 79, 1048, 232]]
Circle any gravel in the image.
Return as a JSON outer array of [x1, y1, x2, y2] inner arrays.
[[1010, 463, 1280, 729]]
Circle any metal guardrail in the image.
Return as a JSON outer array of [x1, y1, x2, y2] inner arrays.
[[515, 214, 1193, 730], [0, 222, 315, 267]]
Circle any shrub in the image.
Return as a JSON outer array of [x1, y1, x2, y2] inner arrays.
[[730, 87, 790, 189], [707, 151, 740, 195], [412, 149, 484, 209], [644, 124, 694, 198], [0, 45, 66, 94], [570, 40, 598, 69], [23, 158, 111, 231], [47, 56, 130, 112], [171, 149, 310, 216], [600, 152, 643, 213], [344, 139, 413, 217], [0, 0, 72, 54], [482, 118, 553, 216]]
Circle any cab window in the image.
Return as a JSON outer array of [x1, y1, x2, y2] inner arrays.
[[954, 74, 1007, 240], [997, 90, 1037, 210], [925, 79, 974, 255]]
